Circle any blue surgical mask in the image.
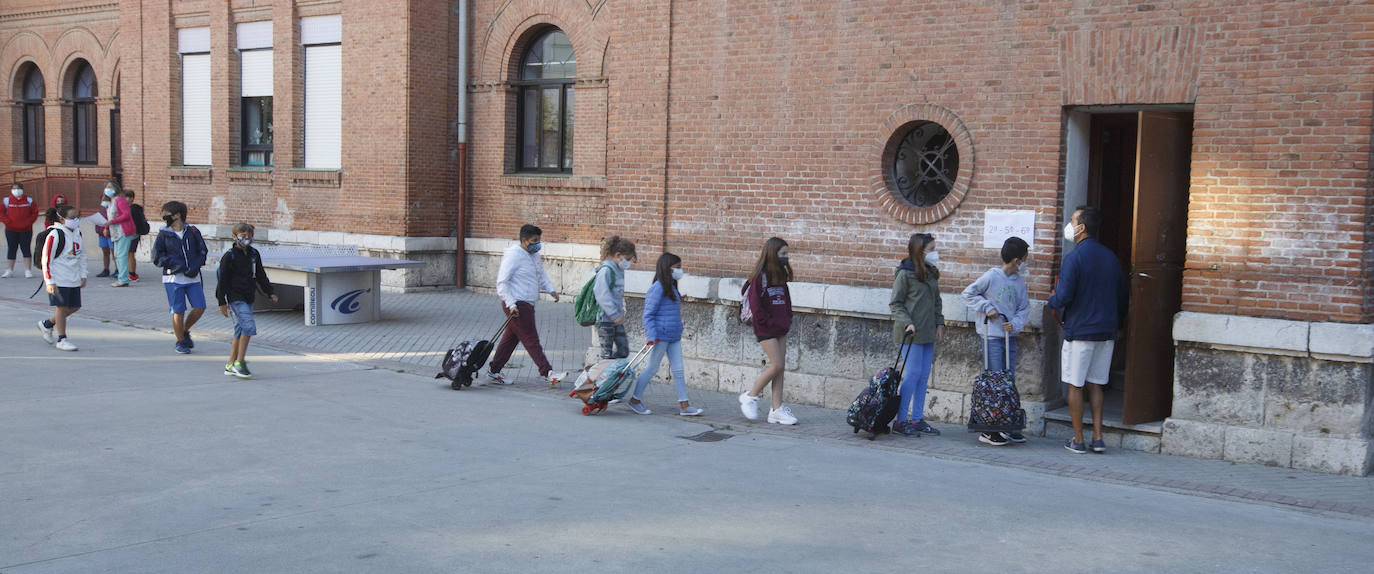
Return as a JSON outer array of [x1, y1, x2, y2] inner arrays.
[[618, 259, 631, 271], [671, 268, 684, 281], [103, 188, 116, 198], [526, 242, 542, 254]]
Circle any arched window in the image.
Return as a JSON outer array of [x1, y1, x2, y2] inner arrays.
[[20, 66, 44, 163], [515, 29, 575, 173], [72, 61, 97, 164]]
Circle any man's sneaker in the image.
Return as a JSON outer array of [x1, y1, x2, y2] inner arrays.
[[175, 341, 191, 354], [184, 332, 195, 349], [225, 363, 236, 376], [979, 432, 1010, 446], [1002, 432, 1027, 443], [231, 361, 253, 379], [110, 281, 129, 287], [24, 269, 33, 279], [54, 339, 78, 352], [486, 371, 508, 385], [767, 405, 798, 425], [912, 420, 941, 436], [679, 407, 704, 416], [129, 272, 140, 282], [1090, 438, 1107, 453], [545, 371, 569, 386], [627, 400, 652, 415], [0, 269, 11, 278], [96, 269, 111, 278], [738, 392, 760, 420], [1065, 439, 1088, 454], [37, 320, 54, 344]]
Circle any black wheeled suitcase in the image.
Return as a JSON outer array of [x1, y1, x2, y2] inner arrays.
[[436, 314, 514, 390], [847, 333, 914, 439]]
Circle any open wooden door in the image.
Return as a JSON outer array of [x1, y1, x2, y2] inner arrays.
[[1121, 110, 1191, 425]]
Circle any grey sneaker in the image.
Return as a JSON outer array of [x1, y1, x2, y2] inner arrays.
[[1065, 439, 1087, 454], [912, 420, 941, 436], [678, 407, 704, 416], [627, 400, 652, 415], [1090, 438, 1107, 453]]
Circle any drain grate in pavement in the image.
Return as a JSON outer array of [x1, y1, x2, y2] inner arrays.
[[680, 430, 733, 443]]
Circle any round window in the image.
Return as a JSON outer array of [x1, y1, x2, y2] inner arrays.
[[890, 121, 959, 208]]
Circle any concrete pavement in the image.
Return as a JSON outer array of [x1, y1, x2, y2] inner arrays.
[[3, 304, 1374, 573]]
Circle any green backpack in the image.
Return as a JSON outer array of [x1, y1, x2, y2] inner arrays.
[[574, 264, 615, 327]]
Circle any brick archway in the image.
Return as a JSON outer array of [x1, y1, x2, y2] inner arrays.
[[2, 31, 52, 99], [868, 103, 977, 225], [476, 0, 607, 85]]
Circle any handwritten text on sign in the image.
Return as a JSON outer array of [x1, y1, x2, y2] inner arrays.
[[983, 209, 1035, 249]]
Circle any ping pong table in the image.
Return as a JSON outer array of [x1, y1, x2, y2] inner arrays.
[[254, 246, 425, 326]]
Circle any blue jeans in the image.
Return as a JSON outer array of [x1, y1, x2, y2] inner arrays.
[[983, 335, 1019, 372], [112, 235, 133, 283], [631, 339, 688, 403], [898, 342, 935, 422]]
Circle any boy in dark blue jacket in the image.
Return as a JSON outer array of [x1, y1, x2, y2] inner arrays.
[[1048, 205, 1128, 455], [151, 201, 209, 354]]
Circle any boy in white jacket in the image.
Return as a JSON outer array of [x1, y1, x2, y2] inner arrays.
[[38, 204, 88, 351], [961, 236, 1031, 445]]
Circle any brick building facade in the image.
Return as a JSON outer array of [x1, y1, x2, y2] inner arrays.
[[3, 1, 1372, 473]]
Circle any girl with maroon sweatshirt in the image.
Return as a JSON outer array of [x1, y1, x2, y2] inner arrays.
[[738, 237, 798, 425]]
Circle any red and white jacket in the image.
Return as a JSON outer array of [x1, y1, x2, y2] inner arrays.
[[1, 194, 40, 231], [41, 224, 88, 288]]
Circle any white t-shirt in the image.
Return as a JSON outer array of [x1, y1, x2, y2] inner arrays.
[[161, 228, 202, 285]]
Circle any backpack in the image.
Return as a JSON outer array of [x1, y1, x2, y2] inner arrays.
[[739, 278, 756, 325], [131, 203, 150, 235], [29, 227, 67, 299], [573, 264, 615, 327]]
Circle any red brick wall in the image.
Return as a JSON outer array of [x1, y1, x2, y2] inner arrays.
[[465, 0, 1373, 323]]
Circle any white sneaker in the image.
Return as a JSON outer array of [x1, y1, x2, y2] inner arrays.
[[679, 407, 704, 416], [55, 339, 78, 352], [545, 371, 568, 385], [738, 392, 759, 420], [23, 269, 34, 279], [37, 320, 54, 344], [767, 405, 798, 425], [0, 269, 11, 278], [486, 371, 508, 385]]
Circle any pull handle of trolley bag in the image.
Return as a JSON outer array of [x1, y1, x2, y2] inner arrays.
[[490, 312, 516, 342], [893, 331, 916, 376], [982, 313, 1013, 373]]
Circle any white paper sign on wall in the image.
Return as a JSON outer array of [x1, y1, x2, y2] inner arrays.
[[983, 209, 1036, 249]]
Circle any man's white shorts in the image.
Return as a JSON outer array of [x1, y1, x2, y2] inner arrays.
[[1061, 339, 1115, 388]]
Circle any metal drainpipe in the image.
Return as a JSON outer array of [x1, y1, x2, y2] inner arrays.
[[455, 0, 469, 289]]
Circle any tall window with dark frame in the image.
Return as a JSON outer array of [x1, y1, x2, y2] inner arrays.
[[515, 29, 575, 173], [240, 48, 274, 167], [20, 66, 44, 164], [72, 62, 97, 165]]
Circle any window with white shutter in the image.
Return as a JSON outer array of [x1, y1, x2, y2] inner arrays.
[[179, 27, 211, 166], [304, 44, 341, 170]]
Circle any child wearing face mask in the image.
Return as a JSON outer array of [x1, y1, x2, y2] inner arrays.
[[739, 236, 798, 425], [104, 183, 135, 287], [889, 232, 946, 436], [625, 253, 703, 416], [93, 194, 113, 277], [593, 235, 637, 360], [152, 201, 209, 355], [37, 204, 88, 351], [961, 236, 1032, 446], [2, 183, 40, 279], [215, 223, 277, 379]]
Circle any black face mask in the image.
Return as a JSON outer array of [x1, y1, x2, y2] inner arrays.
[[162, 215, 176, 226]]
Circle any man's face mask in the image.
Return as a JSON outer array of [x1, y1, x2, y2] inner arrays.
[[526, 242, 542, 254]]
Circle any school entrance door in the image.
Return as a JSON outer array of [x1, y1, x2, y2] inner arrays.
[[1062, 107, 1193, 426]]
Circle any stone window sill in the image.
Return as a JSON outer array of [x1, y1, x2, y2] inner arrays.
[[169, 166, 212, 184], [288, 168, 341, 188], [227, 167, 272, 185], [502, 174, 605, 195]]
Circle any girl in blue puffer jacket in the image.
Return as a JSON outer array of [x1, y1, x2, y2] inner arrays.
[[625, 253, 703, 416]]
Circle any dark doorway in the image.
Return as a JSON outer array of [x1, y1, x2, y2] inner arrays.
[[1077, 108, 1193, 426]]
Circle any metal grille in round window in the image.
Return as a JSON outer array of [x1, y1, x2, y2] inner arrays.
[[891, 121, 959, 208]]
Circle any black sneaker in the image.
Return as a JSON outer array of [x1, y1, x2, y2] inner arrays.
[[979, 432, 1009, 446], [1002, 432, 1027, 443], [96, 269, 110, 278], [912, 420, 941, 436]]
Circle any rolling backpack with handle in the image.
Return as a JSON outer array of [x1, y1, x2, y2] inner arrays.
[[847, 332, 914, 439], [966, 315, 1026, 433], [436, 313, 515, 390]]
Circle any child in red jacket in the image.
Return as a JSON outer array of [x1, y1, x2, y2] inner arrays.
[[2, 182, 40, 278]]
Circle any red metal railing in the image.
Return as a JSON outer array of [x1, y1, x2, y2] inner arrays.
[[1, 165, 113, 216]]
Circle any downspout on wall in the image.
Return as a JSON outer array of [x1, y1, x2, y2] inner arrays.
[[455, 0, 469, 288]]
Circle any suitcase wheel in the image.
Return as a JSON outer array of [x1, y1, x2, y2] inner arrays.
[[581, 405, 592, 415]]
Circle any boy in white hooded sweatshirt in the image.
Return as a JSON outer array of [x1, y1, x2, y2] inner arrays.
[[38, 204, 88, 351]]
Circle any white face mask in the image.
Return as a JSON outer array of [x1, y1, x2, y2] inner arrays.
[[64, 217, 80, 230], [924, 251, 940, 267], [100, 200, 110, 208], [103, 188, 116, 198], [11, 188, 22, 198], [1064, 222, 1078, 242], [618, 259, 631, 272], [671, 268, 684, 281]]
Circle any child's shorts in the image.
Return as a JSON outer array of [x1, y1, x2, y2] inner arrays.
[[48, 286, 82, 309], [164, 282, 206, 314], [98, 236, 113, 249], [228, 301, 257, 337]]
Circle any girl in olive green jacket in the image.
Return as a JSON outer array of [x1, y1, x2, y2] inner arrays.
[[889, 233, 945, 436]]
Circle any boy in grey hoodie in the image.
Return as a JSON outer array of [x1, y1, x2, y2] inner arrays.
[[962, 236, 1031, 445]]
